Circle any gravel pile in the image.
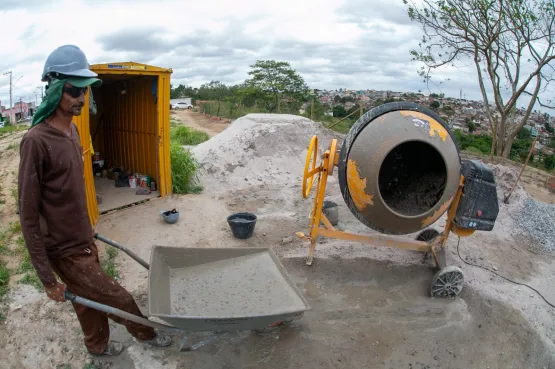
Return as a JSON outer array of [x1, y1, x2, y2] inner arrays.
[[511, 197, 555, 255]]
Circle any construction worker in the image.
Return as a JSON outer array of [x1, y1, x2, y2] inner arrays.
[[18, 45, 172, 356]]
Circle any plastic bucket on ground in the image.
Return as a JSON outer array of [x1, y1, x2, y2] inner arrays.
[[227, 212, 257, 239]]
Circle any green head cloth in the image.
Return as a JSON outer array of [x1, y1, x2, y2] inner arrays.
[[31, 77, 102, 127]]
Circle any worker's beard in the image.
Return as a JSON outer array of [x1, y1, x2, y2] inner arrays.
[[70, 105, 84, 116]]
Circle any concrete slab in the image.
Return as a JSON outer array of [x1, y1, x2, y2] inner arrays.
[[94, 176, 159, 213]]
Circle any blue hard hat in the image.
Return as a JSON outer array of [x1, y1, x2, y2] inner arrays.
[[41, 45, 99, 82]]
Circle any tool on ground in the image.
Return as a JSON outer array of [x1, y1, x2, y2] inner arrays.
[[64, 233, 310, 351], [297, 102, 500, 298]]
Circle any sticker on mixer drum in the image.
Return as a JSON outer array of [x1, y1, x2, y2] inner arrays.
[[399, 111, 448, 142]]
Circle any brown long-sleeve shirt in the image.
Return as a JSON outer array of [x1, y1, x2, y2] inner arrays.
[[18, 122, 93, 287]]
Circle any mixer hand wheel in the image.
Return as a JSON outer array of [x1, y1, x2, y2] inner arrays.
[[302, 136, 319, 198]]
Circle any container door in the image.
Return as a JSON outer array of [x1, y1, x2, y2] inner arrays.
[[73, 93, 99, 226]]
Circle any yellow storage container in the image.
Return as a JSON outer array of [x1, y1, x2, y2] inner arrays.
[[73, 62, 173, 226]]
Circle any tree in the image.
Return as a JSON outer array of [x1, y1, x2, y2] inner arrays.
[[333, 105, 347, 117], [404, 0, 555, 158], [346, 104, 361, 118], [546, 122, 554, 133], [518, 127, 532, 140], [170, 84, 197, 99], [340, 96, 355, 103], [334, 95, 341, 103], [245, 60, 309, 113], [468, 121, 476, 133], [544, 153, 555, 170], [430, 100, 440, 110], [197, 81, 233, 100]]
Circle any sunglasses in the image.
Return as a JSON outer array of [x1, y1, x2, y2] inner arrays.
[[63, 86, 88, 98]]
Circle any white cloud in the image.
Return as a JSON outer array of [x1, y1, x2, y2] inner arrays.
[[0, 0, 553, 113]]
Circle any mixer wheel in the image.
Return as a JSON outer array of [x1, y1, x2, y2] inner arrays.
[[430, 266, 464, 298]]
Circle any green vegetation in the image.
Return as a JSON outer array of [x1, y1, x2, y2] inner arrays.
[[332, 105, 347, 118], [454, 129, 554, 172], [19, 272, 43, 291], [101, 247, 119, 280], [170, 126, 210, 146], [83, 363, 99, 369], [6, 142, 19, 151], [0, 124, 28, 137], [0, 262, 9, 298], [544, 154, 555, 170], [170, 143, 202, 194], [453, 130, 492, 155], [16, 239, 43, 291], [11, 188, 18, 213], [8, 221, 21, 234]]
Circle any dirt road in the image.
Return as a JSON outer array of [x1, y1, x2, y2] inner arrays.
[[171, 109, 229, 137]]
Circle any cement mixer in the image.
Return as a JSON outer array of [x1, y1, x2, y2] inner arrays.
[[297, 102, 499, 298]]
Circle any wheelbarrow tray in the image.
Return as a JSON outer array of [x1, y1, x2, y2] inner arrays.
[[148, 246, 311, 332]]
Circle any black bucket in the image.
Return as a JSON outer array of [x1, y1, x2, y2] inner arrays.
[[227, 212, 257, 239]]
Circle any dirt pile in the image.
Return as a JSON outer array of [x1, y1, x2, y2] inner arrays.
[[192, 114, 342, 194], [489, 163, 529, 205]]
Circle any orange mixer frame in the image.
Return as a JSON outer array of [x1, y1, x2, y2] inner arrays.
[[296, 136, 475, 297]]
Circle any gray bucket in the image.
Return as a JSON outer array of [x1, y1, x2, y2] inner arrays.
[[227, 212, 257, 239]]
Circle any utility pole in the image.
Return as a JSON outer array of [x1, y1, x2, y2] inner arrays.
[[3, 71, 13, 124]]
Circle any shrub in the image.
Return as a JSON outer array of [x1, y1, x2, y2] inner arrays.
[[170, 143, 202, 194], [0, 262, 9, 298], [465, 146, 483, 154], [170, 126, 210, 146]]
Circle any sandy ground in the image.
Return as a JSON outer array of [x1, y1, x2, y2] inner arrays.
[[171, 109, 229, 137], [1, 117, 555, 369]]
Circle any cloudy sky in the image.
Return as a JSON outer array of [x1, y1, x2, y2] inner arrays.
[[0, 0, 552, 112]]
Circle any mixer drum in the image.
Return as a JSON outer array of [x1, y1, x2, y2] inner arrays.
[[337, 102, 461, 235]]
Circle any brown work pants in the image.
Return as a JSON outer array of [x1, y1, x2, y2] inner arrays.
[[49, 243, 155, 354]]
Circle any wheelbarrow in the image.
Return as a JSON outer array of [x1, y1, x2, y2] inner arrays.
[[64, 233, 311, 351]]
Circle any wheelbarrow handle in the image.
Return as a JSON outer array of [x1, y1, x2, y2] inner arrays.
[[64, 291, 182, 334], [94, 233, 150, 270]]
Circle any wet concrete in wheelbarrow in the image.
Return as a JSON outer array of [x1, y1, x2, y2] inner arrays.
[[92, 257, 554, 369]]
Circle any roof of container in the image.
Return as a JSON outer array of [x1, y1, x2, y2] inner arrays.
[[91, 62, 173, 74]]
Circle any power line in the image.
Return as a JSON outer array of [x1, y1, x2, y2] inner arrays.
[[14, 85, 33, 95], [456, 237, 554, 309]]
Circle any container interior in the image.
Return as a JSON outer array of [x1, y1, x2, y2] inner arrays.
[[89, 74, 160, 212]]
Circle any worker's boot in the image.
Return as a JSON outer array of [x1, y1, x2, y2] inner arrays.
[[139, 330, 172, 347], [92, 341, 125, 356]]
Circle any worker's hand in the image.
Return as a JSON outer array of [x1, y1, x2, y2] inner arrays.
[[45, 282, 66, 302]]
